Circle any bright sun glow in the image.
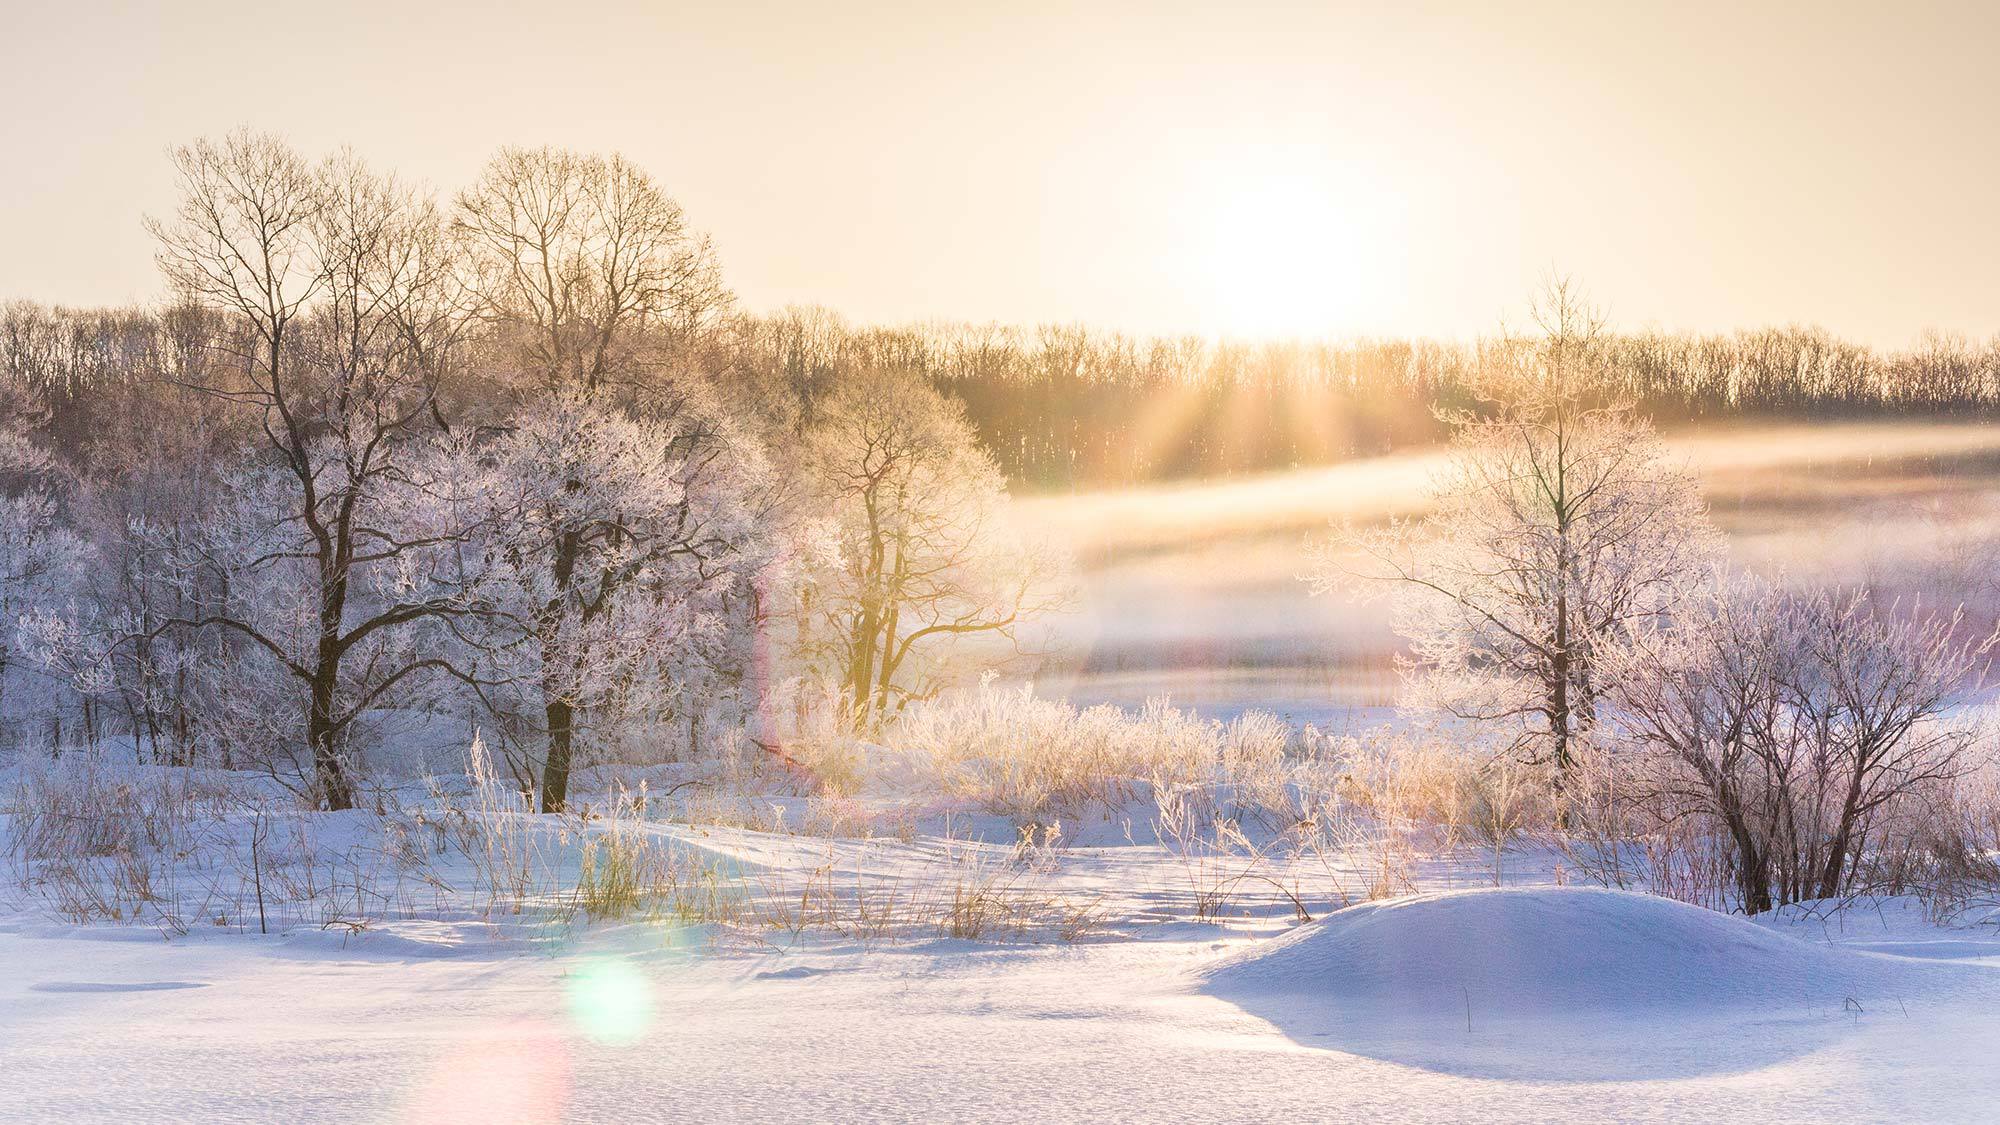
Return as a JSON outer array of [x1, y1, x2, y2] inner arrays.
[[1172, 154, 1403, 340]]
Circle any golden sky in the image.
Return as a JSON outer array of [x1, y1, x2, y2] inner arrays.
[[3, 0, 1996, 344]]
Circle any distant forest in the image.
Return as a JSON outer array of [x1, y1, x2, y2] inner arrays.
[[7, 301, 1997, 491]]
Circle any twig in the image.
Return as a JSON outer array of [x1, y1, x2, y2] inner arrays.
[[250, 810, 268, 935]]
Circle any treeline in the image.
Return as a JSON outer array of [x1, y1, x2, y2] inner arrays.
[[0, 136, 1059, 813], [753, 315, 2000, 488], [12, 302, 1999, 491]]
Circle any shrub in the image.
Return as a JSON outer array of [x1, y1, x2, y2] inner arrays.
[[1, 753, 228, 929], [886, 681, 1294, 821]]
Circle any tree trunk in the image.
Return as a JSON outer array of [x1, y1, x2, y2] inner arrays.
[[1729, 819, 1773, 913], [540, 527, 585, 813], [541, 693, 574, 813], [1550, 594, 1572, 775], [847, 605, 881, 717], [874, 599, 901, 722], [1811, 753, 1872, 899], [308, 665, 354, 811], [312, 508, 355, 810]]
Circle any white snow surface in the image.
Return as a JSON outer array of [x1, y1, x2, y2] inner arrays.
[[5, 790, 2000, 1121], [1196, 885, 1996, 1084], [1202, 886, 1915, 1016], [5, 891, 2000, 1122]]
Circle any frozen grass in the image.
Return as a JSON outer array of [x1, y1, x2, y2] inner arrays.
[[0, 735, 1125, 950], [6, 690, 1997, 947], [7, 718, 2000, 1121]]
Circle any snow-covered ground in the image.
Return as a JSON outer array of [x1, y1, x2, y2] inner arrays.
[[5, 783, 2000, 1124]]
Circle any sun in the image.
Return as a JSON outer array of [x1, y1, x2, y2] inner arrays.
[[1172, 160, 1400, 340]]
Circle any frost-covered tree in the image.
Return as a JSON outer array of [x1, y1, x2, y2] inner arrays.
[[145, 133, 481, 808], [470, 388, 769, 809], [8, 308, 244, 761], [794, 367, 1069, 722], [1610, 579, 1992, 910], [455, 147, 762, 811], [0, 386, 89, 729], [1313, 281, 1720, 778]]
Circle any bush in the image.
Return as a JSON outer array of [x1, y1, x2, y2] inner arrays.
[[887, 682, 1302, 822], [1608, 582, 1993, 913], [2, 753, 228, 928]]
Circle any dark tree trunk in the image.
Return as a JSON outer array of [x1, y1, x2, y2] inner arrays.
[[311, 537, 356, 810], [541, 694, 574, 813], [308, 658, 354, 811], [1812, 756, 1871, 899], [539, 526, 584, 814], [1727, 819, 1773, 914]]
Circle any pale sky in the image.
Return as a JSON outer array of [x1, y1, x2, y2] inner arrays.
[[3, 0, 1997, 345]]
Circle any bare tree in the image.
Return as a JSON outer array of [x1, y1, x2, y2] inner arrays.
[[1791, 591, 1993, 898], [1611, 579, 1993, 911], [454, 146, 728, 396], [146, 133, 478, 809], [795, 367, 1070, 722], [1312, 281, 1720, 783], [1608, 577, 1807, 912]]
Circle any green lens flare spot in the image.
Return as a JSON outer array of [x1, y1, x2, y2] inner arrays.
[[568, 959, 652, 1045]]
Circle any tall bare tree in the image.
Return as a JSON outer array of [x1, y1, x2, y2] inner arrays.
[[1313, 280, 1720, 782], [147, 133, 477, 809], [455, 147, 727, 395]]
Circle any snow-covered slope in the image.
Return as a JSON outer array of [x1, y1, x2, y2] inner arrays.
[[1195, 887, 1976, 1080], [1200, 886, 1901, 1014]]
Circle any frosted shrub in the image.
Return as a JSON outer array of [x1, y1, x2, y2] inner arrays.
[[1964, 759, 2000, 862], [1331, 718, 1552, 851], [889, 683, 1124, 816], [1861, 769, 2000, 921], [2, 753, 230, 928], [798, 793, 875, 838], [1220, 711, 1302, 828], [763, 680, 868, 796], [886, 683, 1291, 820]]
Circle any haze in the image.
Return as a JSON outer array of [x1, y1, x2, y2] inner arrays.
[[4, 0, 1998, 344]]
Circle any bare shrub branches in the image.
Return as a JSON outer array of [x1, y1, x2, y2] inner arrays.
[[1608, 580, 1995, 911]]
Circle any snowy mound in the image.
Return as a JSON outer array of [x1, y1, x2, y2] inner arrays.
[[1201, 887, 1886, 1018], [1194, 887, 1948, 1080]]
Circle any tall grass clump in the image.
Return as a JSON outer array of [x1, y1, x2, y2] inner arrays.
[[430, 733, 565, 914], [887, 682, 1304, 821], [1, 752, 231, 929], [574, 819, 746, 926]]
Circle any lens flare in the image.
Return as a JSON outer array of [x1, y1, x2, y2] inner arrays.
[[567, 959, 653, 1044], [400, 1021, 570, 1124]]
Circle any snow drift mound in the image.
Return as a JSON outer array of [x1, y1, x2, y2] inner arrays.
[[1200, 887, 1890, 1019], [1195, 888, 1983, 1081]]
